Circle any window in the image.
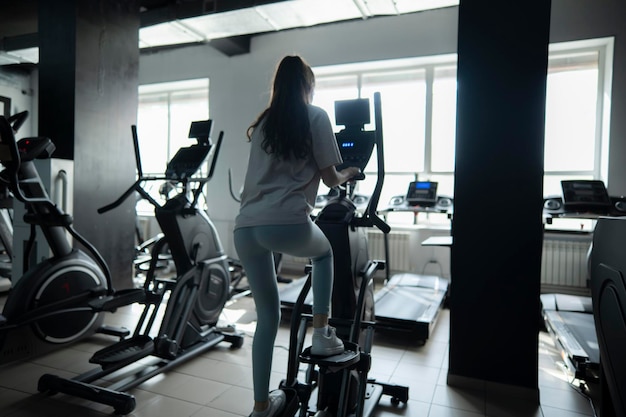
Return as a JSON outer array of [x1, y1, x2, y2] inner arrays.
[[543, 49, 604, 196], [136, 78, 209, 212], [137, 79, 209, 175], [312, 38, 613, 225]]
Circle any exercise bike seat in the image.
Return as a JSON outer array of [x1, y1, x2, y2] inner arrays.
[[299, 341, 360, 371]]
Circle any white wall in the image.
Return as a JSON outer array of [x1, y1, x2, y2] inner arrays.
[[140, 8, 459, 258], [139, 1, 626, 259]]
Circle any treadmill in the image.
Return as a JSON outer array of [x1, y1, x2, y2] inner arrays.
[[540, 179, 619, 382], [373, 181, 449, 343], [541, 293, 599, 381]]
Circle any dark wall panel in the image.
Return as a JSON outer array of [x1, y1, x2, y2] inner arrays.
[[450, 0, 551, 391], [38, 0, 139, 289]]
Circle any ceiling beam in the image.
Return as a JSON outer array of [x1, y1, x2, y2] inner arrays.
[[140, 0, 292, 28], [0, 33, 38, 52], [209, 34, 251, 56]]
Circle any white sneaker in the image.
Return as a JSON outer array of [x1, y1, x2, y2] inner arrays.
[[249, 390, 286, 417], [311, 326, 345, 356]]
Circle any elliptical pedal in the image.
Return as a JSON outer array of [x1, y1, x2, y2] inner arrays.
[[90, 335, 154, 365], [299, 341, 360, 370]]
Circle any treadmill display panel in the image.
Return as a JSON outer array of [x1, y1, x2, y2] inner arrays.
[[406, 181, 438, 207], [561, 180, 611, 213]]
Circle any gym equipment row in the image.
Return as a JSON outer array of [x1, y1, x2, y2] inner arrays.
[[0, 113, 243, 414]]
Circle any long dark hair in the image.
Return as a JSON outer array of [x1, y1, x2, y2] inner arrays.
[[247, 55, 314, 160]]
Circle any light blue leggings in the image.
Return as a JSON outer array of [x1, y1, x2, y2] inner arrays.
[[233, 221, 334, 402]]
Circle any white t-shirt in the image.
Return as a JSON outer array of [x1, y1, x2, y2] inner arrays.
[[235, 104, 342, 229]]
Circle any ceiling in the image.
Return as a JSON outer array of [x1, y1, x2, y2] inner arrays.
[[0, 0, 458, 65]]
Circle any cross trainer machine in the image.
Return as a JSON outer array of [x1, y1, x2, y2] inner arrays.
[[32, 120, 243, 414], [277, 93, 409, 417], [0, 111, 132, 365]]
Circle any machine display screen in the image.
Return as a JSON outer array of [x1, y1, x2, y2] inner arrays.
[[406, 181, 438, 206], [334, 130, 375, 172], [561, 180, 611, 211]]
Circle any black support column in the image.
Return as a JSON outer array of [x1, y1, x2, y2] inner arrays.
[[449, 0, 551, 395], [38, 0, 139, 289]]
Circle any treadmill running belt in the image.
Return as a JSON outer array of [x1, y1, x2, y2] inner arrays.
[[557, 311, 599, 364], [373, 276, 448, 342]]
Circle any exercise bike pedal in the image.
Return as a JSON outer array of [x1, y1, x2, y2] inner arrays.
[[90, 335, 154, 365], [299, 341, 360, 370]]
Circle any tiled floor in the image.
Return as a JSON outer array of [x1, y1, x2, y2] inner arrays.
[[0, 280, 598, 417]]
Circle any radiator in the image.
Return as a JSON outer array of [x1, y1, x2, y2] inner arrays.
[[541, 232, 593, 290], [367, 230, 412, 273]]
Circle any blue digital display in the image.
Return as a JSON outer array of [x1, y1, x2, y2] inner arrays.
[[415, 182, 432, 189], [341, 142, 355, 148]]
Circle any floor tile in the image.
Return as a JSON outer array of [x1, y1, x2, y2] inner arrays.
[[428, 403, 485, 417], [207, 385, 254, 416], [431, 384, 486, 414], [539, 385, 596, 415], [127, 393, 204, 417], [0, 286, 600, 417]]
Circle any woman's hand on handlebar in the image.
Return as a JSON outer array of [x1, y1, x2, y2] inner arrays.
[[341, 166, 364, 181], [321, 165, 362, 188]]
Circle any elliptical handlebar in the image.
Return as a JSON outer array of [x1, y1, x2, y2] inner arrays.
[[97, 178, 160, 214], [98, 123, 223, 215], [7, 110, 29, 133], [362, 91, 389, 234]]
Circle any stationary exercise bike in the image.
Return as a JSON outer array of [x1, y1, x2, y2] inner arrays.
[[36, 120, 244, 414], [0, 111, 128, 365], [278, 94, 409, 417]]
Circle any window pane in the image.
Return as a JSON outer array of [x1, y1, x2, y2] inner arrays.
[[137, 97, 169, 175], [357, 173, 416, 209], [312, 75, 359, 130], [543, 174, 594, 197], [138, 80, 209, 176], [544, 66, 598, 172], [361, 69, 427, 173], [169, 95, 210, 161], [426, 173, 455, 199], [431, 66, 457, 172]]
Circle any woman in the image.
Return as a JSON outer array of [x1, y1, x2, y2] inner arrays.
[[234, 55, 361, 417]]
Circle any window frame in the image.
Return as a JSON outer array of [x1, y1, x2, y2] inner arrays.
[[312, 37, 614, 208]]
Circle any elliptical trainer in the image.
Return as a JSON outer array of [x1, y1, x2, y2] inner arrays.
[[278, 93, 409, 417], [0, 111, 125, 364], [33, 120, 243, 414]]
